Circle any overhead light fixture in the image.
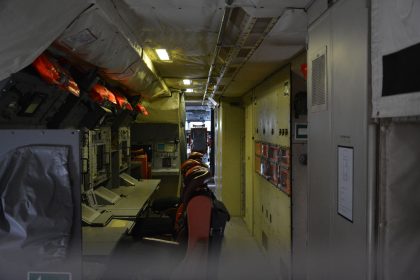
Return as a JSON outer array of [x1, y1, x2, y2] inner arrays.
[[183, 79, 192, 85], [186, 88, 194, 93], [155, 49, 170, 61], [208, 97, 219, 107]]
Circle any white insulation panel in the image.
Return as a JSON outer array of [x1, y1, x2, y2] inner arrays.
[[0, 0, 90, 81], [372, 0, 420, 117]]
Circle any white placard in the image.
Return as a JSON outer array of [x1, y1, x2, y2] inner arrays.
[[338, 146, 353, 222]]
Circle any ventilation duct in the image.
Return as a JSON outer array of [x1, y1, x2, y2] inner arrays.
[[202, 6, 278, 103], [55, 6, 170, 98]]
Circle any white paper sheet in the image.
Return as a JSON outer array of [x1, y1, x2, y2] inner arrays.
[[337, 146, 353, 221]]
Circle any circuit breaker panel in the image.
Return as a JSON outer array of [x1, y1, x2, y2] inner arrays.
[[81, 127, 112, 192], [253, 67, 291, 196], [255, 142, 290, 194], [117, 127, 131, 172]]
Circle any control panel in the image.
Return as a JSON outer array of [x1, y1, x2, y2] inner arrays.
[[81, 127, 111, 191], [117, 126, 131, 171], [255, 141, 291, 195], [153, 142, 179, 169]]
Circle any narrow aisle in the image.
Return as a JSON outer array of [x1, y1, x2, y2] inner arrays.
[[217, 218, 278, 280]]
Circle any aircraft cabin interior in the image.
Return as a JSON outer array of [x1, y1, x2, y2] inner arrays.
[[1, 0, 420, 279]]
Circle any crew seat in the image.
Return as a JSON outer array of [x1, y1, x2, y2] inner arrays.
[[130, 153, 229, 279]]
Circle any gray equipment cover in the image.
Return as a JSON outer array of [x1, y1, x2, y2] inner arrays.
[[56, 5, 170, 98], [372, 0, 420, 117], [0, 145, 74, 272], [0, 0, 90, 81], [378, 122, 420, 280]]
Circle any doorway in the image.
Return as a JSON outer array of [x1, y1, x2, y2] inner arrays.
[[185, 103, 213, 171]]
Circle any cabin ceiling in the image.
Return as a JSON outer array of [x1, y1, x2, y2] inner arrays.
[[122, 0, 311, 100], [123, 0, 225, 99], [0, 0, 311, 102]]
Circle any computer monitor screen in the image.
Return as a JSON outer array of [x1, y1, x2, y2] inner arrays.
[[157, 143, 165, 152]]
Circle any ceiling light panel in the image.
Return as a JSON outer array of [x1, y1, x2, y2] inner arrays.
[[155, 49, 170, 60], [183, 79, 192, 85]]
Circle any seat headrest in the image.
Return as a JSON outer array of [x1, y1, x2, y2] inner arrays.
[[187, 170, 212, 190], [182, 169, 212, 204], [181, 159, 202, 175], [185, 165, 206, 177], [188, 152, 204, 161], [184, 167, 209, 187]]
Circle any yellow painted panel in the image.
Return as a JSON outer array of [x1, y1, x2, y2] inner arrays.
[[244, 102, 254, 232], [253, 66, 290, 146], [253, 171, 263, 242], [214, 106, 223, 198], [220, 102, 244, 216], [250, 65, 291, 277]]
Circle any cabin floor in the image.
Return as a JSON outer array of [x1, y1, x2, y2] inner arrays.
[[83, 173, 278, 280], [83, 217, 277, 280], [217, 218, 279, 280]]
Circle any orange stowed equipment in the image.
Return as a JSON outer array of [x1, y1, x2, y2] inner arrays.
[[300, 63, 308, 80], [114, 92, 133, 111], [135, 103, 149, 116], [131, 148, 150, 179], [90, 83, 117, 106], [32, 53, 80, 96]]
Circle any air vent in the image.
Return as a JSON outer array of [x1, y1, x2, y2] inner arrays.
[[237, 48, 252, 58], [218, 47, 232, 63], [212, 64, 224, 76], [311, 49, 327, 111], [224, 66, 237, 77], [223, 8, 249, 45], [251, 18, 273, 33], [229, 7, 248, 29], [204, 6, 277, 100], [243, 34, 261, 47]]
